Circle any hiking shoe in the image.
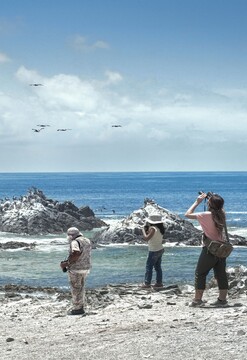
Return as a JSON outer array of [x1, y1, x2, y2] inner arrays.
[[210, 298, 228, 307], [153, 283, 164, 289], [140, 283, 151, 289], [189, 299, 206, 307], [67, 308, 85, 316]]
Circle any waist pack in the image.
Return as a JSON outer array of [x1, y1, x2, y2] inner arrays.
[[203, 234, 233, 258]]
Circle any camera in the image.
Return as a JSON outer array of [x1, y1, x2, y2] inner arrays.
[[144, 223, 150, 232], [60, 260, 68, 273], [198, 191, 214, 199]]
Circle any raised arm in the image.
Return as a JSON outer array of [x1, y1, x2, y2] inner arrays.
[[184, 193, 207, 219], [142, 226, 155, 241]]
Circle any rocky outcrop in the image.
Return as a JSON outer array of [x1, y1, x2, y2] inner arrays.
[[208, 265, 247, 295], [1, 266, 247, 307], [93, 200, 247, 246], [0, 188, 106, 235], [0, 241, 36, 250]]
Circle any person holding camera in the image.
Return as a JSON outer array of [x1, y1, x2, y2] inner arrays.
[[141, 214, 165, 289], [60, 227, 91, 315], [185, 192, 228, 307]]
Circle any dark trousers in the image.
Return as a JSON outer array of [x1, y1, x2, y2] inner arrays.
[[144, 249, 164, 285], [195, 247, 228, 290]]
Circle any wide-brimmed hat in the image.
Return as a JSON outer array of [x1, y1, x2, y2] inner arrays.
[[67, 227, 82, 237], [145, 214, 163, 224]]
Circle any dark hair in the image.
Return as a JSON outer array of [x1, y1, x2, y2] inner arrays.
[[208, 194, 225, 233], [152, 223, 165, 235]]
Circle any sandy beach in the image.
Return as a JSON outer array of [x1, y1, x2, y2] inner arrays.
[[1, 283, 247, 360]]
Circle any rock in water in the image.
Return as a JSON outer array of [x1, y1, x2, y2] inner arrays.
[[93, 199, 246, 246], [0, 188, 106, 235]]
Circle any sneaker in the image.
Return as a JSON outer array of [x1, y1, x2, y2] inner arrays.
[[189, 299, 205, 307], [210, 298, 228, 307], [153, 283, 164, 289], [67, 308, 85, 316], [140, 283, 151, 289]]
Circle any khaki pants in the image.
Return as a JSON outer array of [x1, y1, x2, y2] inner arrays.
[[68, 271, 89, 310]]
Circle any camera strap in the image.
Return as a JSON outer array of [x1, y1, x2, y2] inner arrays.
[[75, 239, 82, 253]]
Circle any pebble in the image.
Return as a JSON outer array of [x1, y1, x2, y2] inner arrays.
[[6, 337, 14, 342], [237, 330, 246, 336]]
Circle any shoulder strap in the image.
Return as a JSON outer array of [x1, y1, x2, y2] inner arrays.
[[74, 238, 82, 253], [223, 220, 230, 243]]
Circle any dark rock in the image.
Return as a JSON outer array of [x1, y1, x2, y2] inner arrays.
[[79, 206, 95, 217], [0, 188, 106, 235], [6, 338, 15, 342], [0, 267, 246, 309], [0, 242, 35, 250]]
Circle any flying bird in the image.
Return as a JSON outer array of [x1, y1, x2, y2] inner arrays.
[[111, 125, 122, 128], [32, 128, 44, 133], [37, 124, 50, 127], [57, 128, 72, 131], [29, 83, 43, 86]]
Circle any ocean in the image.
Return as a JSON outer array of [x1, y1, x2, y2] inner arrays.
[[0, 171, 247, 289]]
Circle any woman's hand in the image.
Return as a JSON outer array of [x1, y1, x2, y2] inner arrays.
[[196, 192, 207, 204]]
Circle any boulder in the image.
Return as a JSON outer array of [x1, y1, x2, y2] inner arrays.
[[0, 188, 106, 235], [0, 241, 36, 250], [93, 200, 247, 246]]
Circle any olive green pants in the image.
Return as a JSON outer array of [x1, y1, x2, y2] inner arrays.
[[195, 247, 228, 290]]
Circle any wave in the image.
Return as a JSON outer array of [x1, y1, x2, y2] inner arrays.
[[227, 211, 247, 214]]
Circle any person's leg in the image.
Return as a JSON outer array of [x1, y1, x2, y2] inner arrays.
[[213, 258, 228, 301], [219, 289, 228, 300], [78, 274, 86, 308], [144, 252, 154, 285], [68, 272, 86, 310], [194, 247, 218, 301], [194, 289, 204, 301], [153, 250, 163, 285]]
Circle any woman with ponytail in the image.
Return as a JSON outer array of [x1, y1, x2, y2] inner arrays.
[[185, 192, 228, 307]]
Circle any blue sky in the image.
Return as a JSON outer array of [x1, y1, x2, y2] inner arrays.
[[1, 0, 247, 171]]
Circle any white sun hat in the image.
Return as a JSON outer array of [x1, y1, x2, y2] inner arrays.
[[67, 227, 82, 237], [145, 214, 163, 224]]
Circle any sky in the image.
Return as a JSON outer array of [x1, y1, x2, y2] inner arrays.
[[1, 0, 247, 172]]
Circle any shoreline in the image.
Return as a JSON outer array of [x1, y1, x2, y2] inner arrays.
[[1, 282, 247, 360]]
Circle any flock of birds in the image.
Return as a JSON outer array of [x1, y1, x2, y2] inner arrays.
[[32, 125, 72, 133], [32, 124, 122, 133], [29, 83, 122, 133]]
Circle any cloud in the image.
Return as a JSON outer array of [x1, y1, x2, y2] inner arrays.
[[15, 66, 98, 111], [0, 52, 11, 63], [69, 35, 109, 52], [105, 71, 123, 84], [1, 65, 247, 171], [216, 88, 247, 100], [15, 66, 41, 83]]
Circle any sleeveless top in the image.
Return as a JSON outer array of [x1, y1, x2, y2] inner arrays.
[[148, 227, 164, 252]]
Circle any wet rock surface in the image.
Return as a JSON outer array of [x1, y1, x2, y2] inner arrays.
[[0, 188, 106, 235], [0, 241, 36, 250], [1, 266, 247, 309]]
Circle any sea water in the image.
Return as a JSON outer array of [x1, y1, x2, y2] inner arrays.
[[0, 172, 247, 289]]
